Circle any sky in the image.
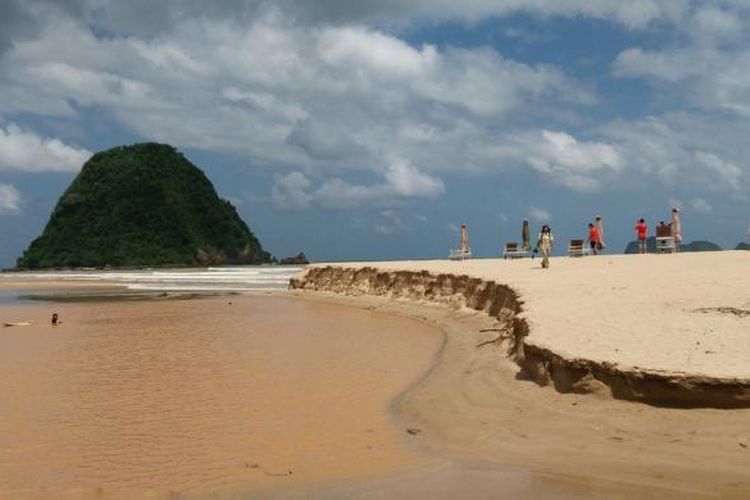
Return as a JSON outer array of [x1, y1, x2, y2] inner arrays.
[[1, 0, 750, 266]]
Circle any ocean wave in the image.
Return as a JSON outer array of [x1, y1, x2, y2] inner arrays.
[[1, 265, 303, 292]]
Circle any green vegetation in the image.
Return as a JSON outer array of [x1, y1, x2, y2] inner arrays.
[[17, 143, 271, 268], [736, 242, 750, 251]]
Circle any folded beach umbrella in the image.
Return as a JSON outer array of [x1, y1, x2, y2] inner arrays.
[[522, 220, 530, 250]]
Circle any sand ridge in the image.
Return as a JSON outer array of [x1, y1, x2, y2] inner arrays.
[[291, 252, 750, 407]]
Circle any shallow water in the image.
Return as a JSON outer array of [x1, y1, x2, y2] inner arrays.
[[0, 295, 441, 498]]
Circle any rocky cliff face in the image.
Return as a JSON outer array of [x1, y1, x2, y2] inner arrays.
[[17, 143, 271, 268]]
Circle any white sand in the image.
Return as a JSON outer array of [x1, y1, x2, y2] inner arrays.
[[306, 251, 750, 380]]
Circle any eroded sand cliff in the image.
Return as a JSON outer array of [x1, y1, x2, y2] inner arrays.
[[291, 255, 750, 408]]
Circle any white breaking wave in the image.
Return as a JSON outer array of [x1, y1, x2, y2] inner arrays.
[[0, 266, 304, 293]]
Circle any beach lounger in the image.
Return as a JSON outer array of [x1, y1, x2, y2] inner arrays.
[[449, 248, 472, 260], [503, 242, 528, 259], [656, 237, 676, 253], [567, 239, 588, 257]]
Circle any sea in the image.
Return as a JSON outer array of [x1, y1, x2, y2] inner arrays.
[[0, 265, 304, 304]]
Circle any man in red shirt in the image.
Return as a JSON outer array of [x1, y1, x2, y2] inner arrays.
[[587, 223, 601, 255], [635, 218, 648, 254]]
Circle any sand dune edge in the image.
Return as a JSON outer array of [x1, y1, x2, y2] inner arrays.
[[291, 265, 750, 408]]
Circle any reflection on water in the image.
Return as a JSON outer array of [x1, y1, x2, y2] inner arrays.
[[0, 295, 441, 498]]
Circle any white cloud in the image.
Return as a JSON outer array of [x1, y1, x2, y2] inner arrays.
[[692, 6, 743, 42], [384, 160, 444, 198], [600, 114, 750, 194], [271, 157, 445, 211], [0, 14, 594, 181], [0, 124, 91, 172], [695, 151, 742, 189], [60, 1, 690, 34], [314, 178, 392, 210], [0, 183, 21, 214], [612, 5, 750, 118], [529, 205, 551, 222], [486, 129, 622, 191], [271, 171, 313, 211], [1, 0, 748, 214]]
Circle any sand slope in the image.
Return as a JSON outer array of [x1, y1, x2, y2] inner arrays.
[[292, 252, 750, 407]]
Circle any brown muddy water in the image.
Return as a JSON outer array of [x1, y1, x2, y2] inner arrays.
[[0, 295, 442, 498]]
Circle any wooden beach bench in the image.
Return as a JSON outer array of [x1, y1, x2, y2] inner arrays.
[[503, 242, 529, 259]]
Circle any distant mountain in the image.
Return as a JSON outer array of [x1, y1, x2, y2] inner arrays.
[[624, 237, 722, 254], [682, 240, 722, 252], [736, 242, 750, 251], [16, 143, 272, 268]]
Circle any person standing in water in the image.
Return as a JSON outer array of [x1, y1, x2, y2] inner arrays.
[[537, 225, 554, 269], [522, 219, 531, 251]]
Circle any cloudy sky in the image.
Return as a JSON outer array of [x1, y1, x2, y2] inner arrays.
[[1, 0, 749, 265]]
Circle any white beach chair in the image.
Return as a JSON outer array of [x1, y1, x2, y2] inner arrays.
[[656, 237, 676, 253], [503, 242, 528, 259], [567, 239, 589, 257], [449, 248, 472, 260]]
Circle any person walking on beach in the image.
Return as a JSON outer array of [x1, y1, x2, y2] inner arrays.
[[595, 215, 605, 251], [537, 225, 554, 269], [671, 207, 682, 251], [635, 219, 648, 254], [588, 223, 602, 255]]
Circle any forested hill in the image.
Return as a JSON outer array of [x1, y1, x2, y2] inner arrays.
[[16, 143, 271, 268]]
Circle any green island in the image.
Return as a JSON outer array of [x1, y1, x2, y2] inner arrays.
[[16, 143, 272, 269]]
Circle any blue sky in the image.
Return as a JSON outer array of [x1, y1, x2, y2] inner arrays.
[[1, 1, 750, 266]]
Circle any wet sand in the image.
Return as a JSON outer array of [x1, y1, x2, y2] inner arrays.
[[0, 295, 442, 498]]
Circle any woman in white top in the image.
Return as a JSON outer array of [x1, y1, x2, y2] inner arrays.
[[537, 225, 554, 269]]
